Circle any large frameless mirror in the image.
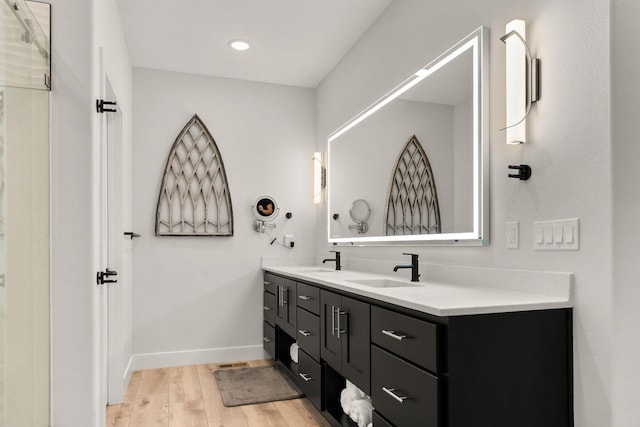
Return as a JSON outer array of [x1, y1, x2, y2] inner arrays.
[[327, 27, 489, 246]]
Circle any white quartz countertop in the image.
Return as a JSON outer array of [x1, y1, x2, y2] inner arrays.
[[262, 265, 573, 317]]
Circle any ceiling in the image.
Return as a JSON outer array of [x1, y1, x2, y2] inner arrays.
[[115, 0, 393, 88]]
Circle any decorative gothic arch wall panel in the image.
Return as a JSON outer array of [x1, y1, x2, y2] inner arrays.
[[155, 114, 234, 236], [385, 135, 441, 235]]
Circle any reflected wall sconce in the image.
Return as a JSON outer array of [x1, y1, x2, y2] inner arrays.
[[313, 152, 326, 204], [501, 19, 541, 145]]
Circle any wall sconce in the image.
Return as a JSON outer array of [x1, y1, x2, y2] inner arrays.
[[313, 152, 326, 204], [501, 19, 541, 144]]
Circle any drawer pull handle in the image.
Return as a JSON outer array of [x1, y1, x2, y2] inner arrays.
[[382, 386, 408, 403], [263, 281, 271, 285], [298, 295, 312, 300], [263, 337, 271, 343], [299, 373, 313, 382], [298, 329, 312, 337], [382, 329, 407, 341], [263, 306, 272, 311]]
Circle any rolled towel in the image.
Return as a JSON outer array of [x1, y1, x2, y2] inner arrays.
[[289, 342, 299, 364], [349, 398, 373, 427], [367, 424, 372, 427], [346, 379, 367, 400], [340, 386, 361, 415]]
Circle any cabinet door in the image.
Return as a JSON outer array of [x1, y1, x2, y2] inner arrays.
[[276, 278, 297, 337], [320, 290, 342, 373], [340, 296, 371, 395]]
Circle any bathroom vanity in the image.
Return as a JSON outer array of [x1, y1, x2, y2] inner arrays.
[[262, 265, 573, 427]]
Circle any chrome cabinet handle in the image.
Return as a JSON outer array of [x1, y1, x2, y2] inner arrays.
[[382, 386, 408, 403], [382, 329, 407, 341], [298, 329, 312, 337], [336, 308, 346, 338], [299, 373, 313, 382], [283, 287, 288, 305], [298, 295, 311, 300], [331, 305, 336, 336], [263, 337, 271, 343], [263, 306, 272, 311], [263, 281, 271, 285]]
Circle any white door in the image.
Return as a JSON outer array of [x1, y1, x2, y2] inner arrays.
[[98, 65, 128, 420]]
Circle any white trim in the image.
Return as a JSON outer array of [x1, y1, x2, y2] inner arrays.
[[129, 345, 265, 371]]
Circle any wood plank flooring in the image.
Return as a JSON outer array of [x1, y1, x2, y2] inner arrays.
[[106, 359, 331, 427]]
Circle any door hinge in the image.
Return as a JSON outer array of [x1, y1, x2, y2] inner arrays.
[[96, 99, 117, 113], [96, 268, 118, 285]]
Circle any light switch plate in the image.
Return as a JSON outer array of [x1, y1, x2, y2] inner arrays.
[[533, 218, 579, 250], [506, 221, 519, 249]]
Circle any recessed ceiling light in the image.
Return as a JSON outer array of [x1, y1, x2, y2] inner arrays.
[[229, 40, 250, 51]]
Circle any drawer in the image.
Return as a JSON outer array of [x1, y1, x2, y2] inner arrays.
[[296, 308, 320, 362], [263, 291, 276, 326], [263, 272, 278, 295], [371, 346, 439, 427], [298, 349, 322, 410], [372, 411, 394, 427], [297, 282, 320, 315], [263, 322, 275, 359], [371, 305, 439, 373]]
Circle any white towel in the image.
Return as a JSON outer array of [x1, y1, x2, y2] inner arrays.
[[289, 342, 299, 363], [348, 398, 373, 427], [340, 386, 361, 414]]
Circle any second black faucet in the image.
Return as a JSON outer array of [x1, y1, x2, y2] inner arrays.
[[393, 253, 420, 282], [322, 250, 341, 271]]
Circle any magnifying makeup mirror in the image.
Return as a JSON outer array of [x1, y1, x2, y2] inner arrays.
[[349, 199, 371, 234]]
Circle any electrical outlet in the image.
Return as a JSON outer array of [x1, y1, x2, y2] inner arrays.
[[506, 221, 519, 249]]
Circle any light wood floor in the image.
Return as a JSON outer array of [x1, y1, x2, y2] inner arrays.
[[106, 359, 331, 427]]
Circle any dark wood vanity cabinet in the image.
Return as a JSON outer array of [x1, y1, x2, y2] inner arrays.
[[320, 289, 371, 395], [262, 271, 573, 427]]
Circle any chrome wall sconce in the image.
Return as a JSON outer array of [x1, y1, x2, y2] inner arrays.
[[501, 19, 541, 145], [313, 152, 326, 204]]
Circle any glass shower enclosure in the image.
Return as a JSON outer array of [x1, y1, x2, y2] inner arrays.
[[0, 0, 51, 425]]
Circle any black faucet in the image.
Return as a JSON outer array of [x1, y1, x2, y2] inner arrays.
[[393, 253, 420, 282], [322, 250, 341, 271]]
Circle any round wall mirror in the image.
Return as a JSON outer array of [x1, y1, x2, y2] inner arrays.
[[252, 195, 279, 222]]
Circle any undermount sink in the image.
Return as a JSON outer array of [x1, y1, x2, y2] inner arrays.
[[348, 279, 418, 288], [298, 269, 336, 273]]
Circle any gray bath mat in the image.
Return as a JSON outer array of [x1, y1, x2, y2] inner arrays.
[[213, 364, 304, 407]]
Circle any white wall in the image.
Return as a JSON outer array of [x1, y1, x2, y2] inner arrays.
[[50, 0, 132, 425], [131, 68, 316, 368], [316, 1, 613, 426], [611, 0, 640, 425]]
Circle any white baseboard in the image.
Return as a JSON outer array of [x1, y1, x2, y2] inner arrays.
[[129, 345, 265, 372]]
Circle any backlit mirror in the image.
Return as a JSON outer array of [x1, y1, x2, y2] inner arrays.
[[328, 27, 489, 245]]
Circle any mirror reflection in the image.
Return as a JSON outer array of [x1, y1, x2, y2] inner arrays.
[[328, 27, 487, 245]]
